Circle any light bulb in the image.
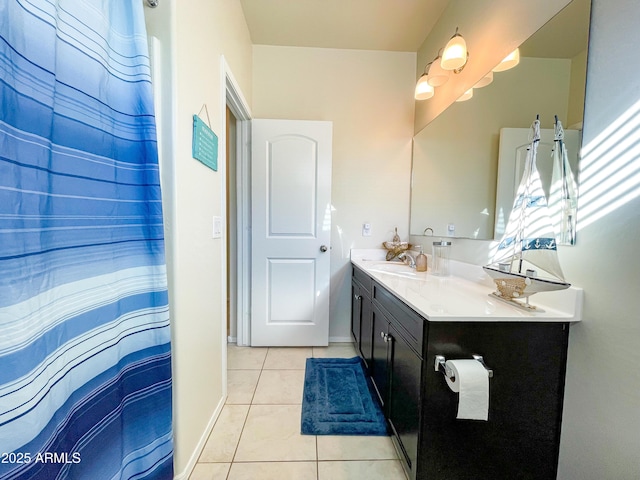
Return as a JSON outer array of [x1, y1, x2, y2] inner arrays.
[[456, 88, 473, 102], [427, 57, 449, 87], [441, 32, 468, 71], [414, 74, 434, 100], [474, 71, 493, 88], [493, 48, 520, 72]]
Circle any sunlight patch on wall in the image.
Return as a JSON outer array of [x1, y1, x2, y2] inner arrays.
[[577, 97, 640, 230]]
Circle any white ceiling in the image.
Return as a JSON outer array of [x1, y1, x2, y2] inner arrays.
[[239, 0, 450, 52]]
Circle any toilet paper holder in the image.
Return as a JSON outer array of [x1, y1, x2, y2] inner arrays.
[[434, 354, 494, 381]]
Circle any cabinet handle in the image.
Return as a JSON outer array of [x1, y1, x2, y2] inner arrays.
[[354, 294, 362, 301], [380, 332, 392, 343]]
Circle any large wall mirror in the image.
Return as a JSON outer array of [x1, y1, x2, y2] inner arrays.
[[409, 0, 591, 242]]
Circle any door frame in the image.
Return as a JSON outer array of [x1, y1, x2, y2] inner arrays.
[[221, 56, 252, 349]]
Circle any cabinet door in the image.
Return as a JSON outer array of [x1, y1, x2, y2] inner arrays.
[[370, 304, 390, 409], [359, 291, 373, 369], [387, 323, 422, 480], [351, 279, 373, 368], [351, 279, 363, 348], [421, 322, 569, 480]]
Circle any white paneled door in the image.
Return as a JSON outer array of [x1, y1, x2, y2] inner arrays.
[[251, 119, 333, 346]]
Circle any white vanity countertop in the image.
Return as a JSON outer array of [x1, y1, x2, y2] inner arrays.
[[351, 249, 583, 323]]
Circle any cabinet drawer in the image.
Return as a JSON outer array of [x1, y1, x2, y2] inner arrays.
[[373, 282, 424, 354], [352, 264, 372, 294]]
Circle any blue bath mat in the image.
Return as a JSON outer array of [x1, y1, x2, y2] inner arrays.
[[301, 357, 389, 435]]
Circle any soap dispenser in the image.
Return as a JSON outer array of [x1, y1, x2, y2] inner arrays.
[[415, 246, 428, 272]]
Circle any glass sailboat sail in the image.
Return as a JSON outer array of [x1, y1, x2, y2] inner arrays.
[[549, 116, 579, 245], [484, 117, 570, 308]]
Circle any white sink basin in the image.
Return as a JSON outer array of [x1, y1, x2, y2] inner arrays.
[[365, 261, 421, 278]]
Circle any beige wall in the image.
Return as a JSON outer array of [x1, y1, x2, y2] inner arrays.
[[252, 45, 416, 340], [557, 0, 640, 477], [145, 1, 252, 477]]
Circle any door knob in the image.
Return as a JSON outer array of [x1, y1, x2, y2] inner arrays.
[[320, 245, 328, 252]]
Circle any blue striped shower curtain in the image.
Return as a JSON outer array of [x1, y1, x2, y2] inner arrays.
[[0, 1, 173, 479]]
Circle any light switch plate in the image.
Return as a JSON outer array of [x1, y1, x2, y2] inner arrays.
[[213, 216, 222, 239]]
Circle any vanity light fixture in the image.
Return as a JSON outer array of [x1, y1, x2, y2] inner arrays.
[[414, 67, 435, 100], [414, 36, 520, 102], [427, 51, 450, 87], [441, 27, 469, 72], [414, 27, 472, 101], [456, 88, 474, 102], [493, 48, 520, 72], [473, 70, 493, 89]]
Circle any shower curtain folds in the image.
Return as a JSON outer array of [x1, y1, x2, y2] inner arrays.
[[0, 1, 173, 479]]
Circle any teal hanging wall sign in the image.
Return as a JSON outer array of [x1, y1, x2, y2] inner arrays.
[[192, 111, 218, 171]]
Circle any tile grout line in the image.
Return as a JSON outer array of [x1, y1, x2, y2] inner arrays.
[[248, 356, 265, 406], [224, 345, 399, 479], [226, 402, 251, 476], [224, 347, 269, 478]]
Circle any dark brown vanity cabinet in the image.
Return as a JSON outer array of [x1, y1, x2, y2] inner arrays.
[[351, 266, 373, 368], [350, 265, 570, 480], [369, 303, 390, 406], [384, 320, 422, 479], [419, 321, 569, 480], [369, 282, 424, 480], [350, 280, 363, 350]]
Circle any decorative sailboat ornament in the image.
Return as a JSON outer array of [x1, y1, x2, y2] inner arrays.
[[483, 116, 571, 310], [549, 116, 579, 245]]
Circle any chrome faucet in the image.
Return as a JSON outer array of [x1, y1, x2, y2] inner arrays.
[[397, 252, 416, 269]]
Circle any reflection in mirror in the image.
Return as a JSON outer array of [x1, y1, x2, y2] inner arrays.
[[409, 0, 591, 242], [495, 125, 580, 244]]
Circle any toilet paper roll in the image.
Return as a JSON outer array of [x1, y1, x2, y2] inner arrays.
[[445, 359, 489, 421]]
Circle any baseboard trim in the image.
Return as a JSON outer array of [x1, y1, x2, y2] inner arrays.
[[226, 336, 352, 346], [173, 395, 226, 480]]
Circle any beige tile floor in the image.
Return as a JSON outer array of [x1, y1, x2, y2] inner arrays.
[[189, 343, 408, 480]]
